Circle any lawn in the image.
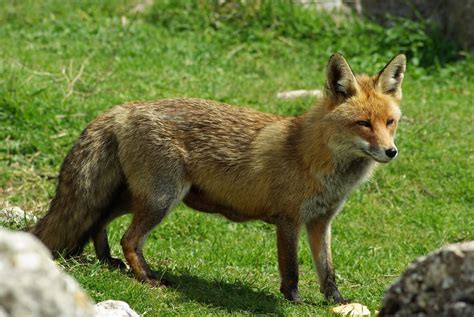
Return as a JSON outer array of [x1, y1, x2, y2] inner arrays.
[[1, 1, 473, 316]]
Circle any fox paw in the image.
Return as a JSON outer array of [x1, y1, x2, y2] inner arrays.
[[146, 272, 171, 288], [281, 287, 301, 303], [325, 291, 349, 304], [104, 257, 127, 270]]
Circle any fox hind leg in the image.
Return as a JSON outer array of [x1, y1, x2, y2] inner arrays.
[[122, 193, 174, 286], [117, 131, 189, 286], [121, 177, 189, 287], [92, 188, 132, 269], [93, 228, 127, 269]]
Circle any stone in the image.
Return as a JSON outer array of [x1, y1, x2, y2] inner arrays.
[[95, 300, 140, 317], [276, 89, 323, 100], [0, 228, 95, 317], [0, 307, 8, 317], [331, 303, 371, 316], [298, 0, 347, 12], [379, 241, 474, 317], [0, 206, 37, 228], [130, 0, 154, 14]]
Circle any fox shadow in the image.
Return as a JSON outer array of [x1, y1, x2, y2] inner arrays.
[[70, 255, 283, 314], [161, 270, 283, 315]]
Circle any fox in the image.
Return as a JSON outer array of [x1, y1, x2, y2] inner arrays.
[[31, 53, 406, 303]]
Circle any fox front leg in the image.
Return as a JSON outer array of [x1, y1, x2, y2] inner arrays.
[[276, 221, 301, 302], [306, 217, 347, 304]]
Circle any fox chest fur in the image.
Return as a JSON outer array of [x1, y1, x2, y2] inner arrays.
[[299, 158, 375, 223]]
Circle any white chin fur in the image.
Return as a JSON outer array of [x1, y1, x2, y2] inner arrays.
[[369, 154, 391, 163], [354, 138, 392, 163]]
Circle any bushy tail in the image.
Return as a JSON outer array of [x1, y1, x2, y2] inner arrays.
[[31, 115, 124, 256]]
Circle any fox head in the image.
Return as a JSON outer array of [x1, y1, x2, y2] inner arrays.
[[322, 53, 406, 163]]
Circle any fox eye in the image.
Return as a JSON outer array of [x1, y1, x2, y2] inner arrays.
[[387, 119, 395, 126], [357, 120, 371, 128]]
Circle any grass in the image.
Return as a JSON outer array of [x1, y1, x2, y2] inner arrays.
[[1, 1, 473, 315]]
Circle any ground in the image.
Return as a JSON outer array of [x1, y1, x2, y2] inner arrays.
[[1, 1, 473, 316]]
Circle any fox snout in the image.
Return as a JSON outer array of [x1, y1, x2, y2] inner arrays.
[[353, 137, 398, 163], [368, 144, 398, 163], [385, 147, 398, 159]]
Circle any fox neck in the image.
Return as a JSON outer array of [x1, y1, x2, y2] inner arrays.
[[294, 105, 375, 179]]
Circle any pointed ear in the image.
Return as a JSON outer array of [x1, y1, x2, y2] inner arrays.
[[325, 53, 358, 103], [377, 54, 406, 99]]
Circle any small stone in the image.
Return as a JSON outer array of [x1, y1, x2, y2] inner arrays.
[[276, 89, 323, 100], [95, 300, 140, 317], [0, 206, 37, 227], [331, 303, 371, 316]]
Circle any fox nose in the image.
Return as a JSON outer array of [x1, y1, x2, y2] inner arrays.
[[385, 148, 398, 158]]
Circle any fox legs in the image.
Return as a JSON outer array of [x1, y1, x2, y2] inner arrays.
[[120, 177, 189, 286], [306, 217, 347, 304], [91, 188, 131, 269], [93, 228, 126, 268], [121, 195, 171, 286], [119, 171, 189, 286], [116, 133, 190, 285], [277, 220, 301, 302]]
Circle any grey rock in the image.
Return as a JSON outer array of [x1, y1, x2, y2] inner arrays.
[[0, 307, 8, 317], [379, 241, 474, 317], [95, 300, 140, 317], [276, 89, 323, 100], [298, 0, 347, 12], [0, 228, 95, 317], [0, 206, 37, 228]]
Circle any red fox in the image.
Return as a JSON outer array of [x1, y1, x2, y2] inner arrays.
[[32, 53, 406, 303]]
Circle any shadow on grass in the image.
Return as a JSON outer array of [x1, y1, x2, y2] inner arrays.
[[67, 255, 283, 314], [162, 270, 283, 315]]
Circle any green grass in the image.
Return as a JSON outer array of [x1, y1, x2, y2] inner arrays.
[[1, 1, 473, 316]]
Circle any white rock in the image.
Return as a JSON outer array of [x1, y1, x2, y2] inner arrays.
[[276, 89, 323, 99], [0, 307, 8, 317], [0, 228, 95, 317], [0, 206, 37, 227], [95, 300, 140, 317], [130, 0, 153, 14], [331, 303, 371, 316]]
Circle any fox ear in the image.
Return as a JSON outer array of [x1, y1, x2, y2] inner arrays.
[[377, 54, 406, 99], [325, 53, 358, 103]]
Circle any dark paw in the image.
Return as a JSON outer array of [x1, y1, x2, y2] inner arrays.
[[100, 256, 127, 270], [325, 290, 349, 304], [281, 287, 301, 303], [148, 271, 171, 287], [322, 279, 349, 304]]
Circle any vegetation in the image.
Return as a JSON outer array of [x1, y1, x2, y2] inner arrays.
[[1, 1, 472, 315]]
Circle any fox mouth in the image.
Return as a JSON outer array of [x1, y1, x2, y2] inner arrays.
[[362, 149, 391, 163], [354, 139, 396, 163], [371, 156, 390, 163]]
